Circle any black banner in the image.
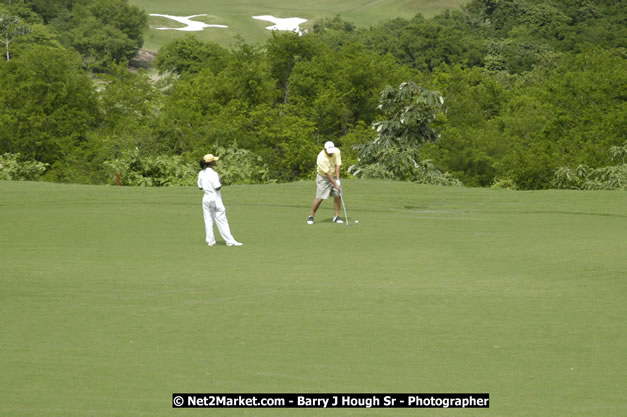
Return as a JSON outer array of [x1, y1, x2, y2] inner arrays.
[[172, 393, 489, 408]]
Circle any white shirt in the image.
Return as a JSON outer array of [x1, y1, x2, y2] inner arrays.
[[197, 168, 222, 200]]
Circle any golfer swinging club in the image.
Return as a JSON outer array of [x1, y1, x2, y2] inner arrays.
[[307, 141, 343, 224], [198, 154, 243, 246]]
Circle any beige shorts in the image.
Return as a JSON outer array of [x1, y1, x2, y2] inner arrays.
[[316, 174, 340, 199]]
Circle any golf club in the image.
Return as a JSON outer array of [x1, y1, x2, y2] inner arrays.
[[339, 191, 350, 226]]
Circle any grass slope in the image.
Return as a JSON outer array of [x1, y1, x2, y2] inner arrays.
[[129, 0, 469, 50], [1, 180, 625, 416]]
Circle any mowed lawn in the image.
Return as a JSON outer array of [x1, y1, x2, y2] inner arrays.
[[129, 0, 469, 49], [0, 179, 625, 417]]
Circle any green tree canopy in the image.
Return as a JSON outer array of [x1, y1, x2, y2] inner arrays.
[[0, 44, 99, 164]]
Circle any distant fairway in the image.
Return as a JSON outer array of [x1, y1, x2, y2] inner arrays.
[[129, 0, 469, 50], [1, 180, 625, 416]]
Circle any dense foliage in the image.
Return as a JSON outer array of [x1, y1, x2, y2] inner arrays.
[[553, 141, 626, 190], [349, 81, 461, 186], [0, 152, 47, 180], [0, 0, 625, 189]]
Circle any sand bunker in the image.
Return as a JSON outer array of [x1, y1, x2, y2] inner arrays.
[[150, 14, 228, 31], [149, 14, 307, 34], [253, 15, 307, 35]]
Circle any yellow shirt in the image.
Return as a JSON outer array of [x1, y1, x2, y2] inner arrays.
[[316, 149, 342, 177]]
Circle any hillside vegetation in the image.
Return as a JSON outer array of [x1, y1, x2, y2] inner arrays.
[[0, 0, 625, 189]]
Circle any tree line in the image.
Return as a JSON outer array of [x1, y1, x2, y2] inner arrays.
[[0, 0, 625, 189]]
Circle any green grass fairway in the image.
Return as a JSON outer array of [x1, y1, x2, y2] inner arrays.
[[1, 180, 625, 416], [129, 0, 469, 50]]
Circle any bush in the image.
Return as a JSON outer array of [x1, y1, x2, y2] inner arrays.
[[491, 177, 518, 190], [208, 144, 270, 185], [553, 165, 626, 191], [0, 153, 48, 180], [553, 142, 627, 191], [349, 146, 462, 186], [104, 149, 197, 186], [350, 82, 461, 186], [103, 144, 270, 187]]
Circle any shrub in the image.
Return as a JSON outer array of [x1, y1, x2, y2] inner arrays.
[[350, 82, 461, 186], [104, 149, 197, 186], [491, 177, 518, 190], [553, 142, 627, 190], [209, 144, 270, 185], [0, 153, 48, 180], [103, 144, 270, 187]]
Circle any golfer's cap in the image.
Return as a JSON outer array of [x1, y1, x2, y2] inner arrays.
[[324, 141, 338, 154], [203, 154, 220, 163]]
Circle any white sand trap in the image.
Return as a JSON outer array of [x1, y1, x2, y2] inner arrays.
[[253, 15, 307, 35], [150, 14, 228, 31]]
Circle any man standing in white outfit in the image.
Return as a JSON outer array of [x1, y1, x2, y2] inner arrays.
[[197, 154, 243, 247]]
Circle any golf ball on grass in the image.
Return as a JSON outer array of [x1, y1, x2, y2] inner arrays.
[[354, 220, 359, 223]]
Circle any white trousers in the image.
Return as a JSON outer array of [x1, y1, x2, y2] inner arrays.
[[202, 197, 237, 245]]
